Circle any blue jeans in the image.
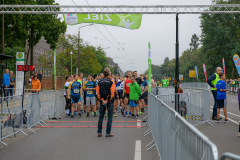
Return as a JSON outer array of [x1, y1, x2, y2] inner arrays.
[[98, 101, 113, 134], [9, 85, 14, 97], [211, 90, 217, 117]]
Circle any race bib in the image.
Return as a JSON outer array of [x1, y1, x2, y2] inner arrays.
[[87, 91, 93, 95], [164, 82, 166, 84], [127, 83, 130, 87], [74, 89, 79, 93], [116, 86, 121, 90]]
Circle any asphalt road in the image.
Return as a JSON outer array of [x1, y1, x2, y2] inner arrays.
[[196, 93, 240, 157], [0, 110, 160, 160]]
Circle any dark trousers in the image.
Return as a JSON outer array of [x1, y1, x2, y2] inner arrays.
[[9, 85, 14, 97], [98, 101, 113, 134], [211, 90, 217, 117], [4, 86, 9, 99]]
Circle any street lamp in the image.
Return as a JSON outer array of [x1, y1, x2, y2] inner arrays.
[[78, 24, 93, 73], [70, 50, 73, 75]]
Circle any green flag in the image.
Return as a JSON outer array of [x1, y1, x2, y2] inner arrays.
[[63, 14, 142, 30], [148, 42, 152, 92]]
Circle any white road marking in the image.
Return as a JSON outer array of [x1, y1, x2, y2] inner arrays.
[[137, 119, 141, 128], [210, 106, 240, 118], [134, 140, 141, 160], [210, 109, 239, 125]]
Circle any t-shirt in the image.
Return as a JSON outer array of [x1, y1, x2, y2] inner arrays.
[[115, 80, 121, 92], [120, 81, 124, 90], [161, 79, 168, 87], [64, 81, 70, 96], [216, 80, 226, 99], [142, 80, 148, 94], [68, 81, 81, 97], [83, 80, 96, 97]]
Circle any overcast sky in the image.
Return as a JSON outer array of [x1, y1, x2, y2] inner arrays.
[[55, 0, 213, 74]]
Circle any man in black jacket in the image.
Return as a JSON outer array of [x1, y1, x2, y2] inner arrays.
[[96, 68, 116, 137]]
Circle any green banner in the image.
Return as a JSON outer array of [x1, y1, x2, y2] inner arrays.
[[148, 42, 152, 92], [54, 49, 56, 91], [63, 14, 142, 30]]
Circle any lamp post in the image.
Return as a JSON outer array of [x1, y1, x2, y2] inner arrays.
[[70, 50, 73, 75], [78, 24, 93, 73]]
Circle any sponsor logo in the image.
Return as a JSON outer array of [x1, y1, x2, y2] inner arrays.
[[234, 55, 239, 61], [65, 14, 77, 24], [18, 53, 23, 58]]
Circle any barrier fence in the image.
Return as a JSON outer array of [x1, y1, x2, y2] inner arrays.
[[181, 82, 209, 89], [145, 92, 218, 160], [0, 89, 65, 145]]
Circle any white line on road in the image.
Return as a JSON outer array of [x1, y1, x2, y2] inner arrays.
[[210, 106, 240, 118], [210, 109, 239, 125], [134, 140, 141, 160], [137, 119, 141, 129]]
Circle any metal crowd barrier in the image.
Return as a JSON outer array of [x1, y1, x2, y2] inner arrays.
[[145, 92, 218, 160], [0, 95, 27, 146], [181, 82, 210, 90], [220, 152, 240, 160]]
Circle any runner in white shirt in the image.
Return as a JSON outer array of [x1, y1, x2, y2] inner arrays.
[[64, 76, 71, 115]]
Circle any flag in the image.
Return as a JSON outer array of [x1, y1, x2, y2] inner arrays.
[[195, 66, 198, 82], [148, 42, 152, 92], [63, 14, 142, 30], [203, 64, 207, 82], [222, 57, 226, 75], [233, 54, 240, 77]]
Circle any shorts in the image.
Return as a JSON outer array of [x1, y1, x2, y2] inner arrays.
[[129, 100, 138, 107], [124, 93, 129, 99], [71, 96, 81, 104], [86, 97, 96, 106], [139, 93, 146, 100], [217, 99, 227, 108], [114, 92, 122, 99]]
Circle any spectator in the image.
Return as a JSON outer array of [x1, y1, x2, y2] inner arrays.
[[207, 67, 222, 120], [28, 75, 33, 89], [9, 71, 15, 100], [96, 68, 115, 137], [3, 69, 10, 99], [31, 75, 41, 93], [37, 70, 42, 82], [216, 73, 229, 123]]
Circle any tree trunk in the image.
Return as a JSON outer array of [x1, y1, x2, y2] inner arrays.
[[231, 58, 235, 78]]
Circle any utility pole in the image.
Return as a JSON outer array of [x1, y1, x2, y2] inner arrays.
[[2, 0, 4, 63], [175, 14, 180, 113]]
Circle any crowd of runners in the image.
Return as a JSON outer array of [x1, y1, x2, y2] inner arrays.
[[64, 71, 151, 119]]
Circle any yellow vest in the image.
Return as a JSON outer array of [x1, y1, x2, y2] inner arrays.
[[211, 73, 220, 90]]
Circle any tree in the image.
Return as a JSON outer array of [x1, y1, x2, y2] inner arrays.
[[189, 34, 200, 51]]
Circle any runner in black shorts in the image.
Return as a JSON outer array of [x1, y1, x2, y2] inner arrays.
[[113, 74, 121, 117]]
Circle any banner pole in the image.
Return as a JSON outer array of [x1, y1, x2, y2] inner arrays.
[[148, 42, 152, 93]]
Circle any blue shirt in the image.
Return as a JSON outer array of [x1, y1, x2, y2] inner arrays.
[[3, 73, 10, 86], [83, 80, 96, 97], [115, 80, 121, 92], [142, 80, 148, 94], [69, 81, 81, 96], [216, 80, 226, 99]]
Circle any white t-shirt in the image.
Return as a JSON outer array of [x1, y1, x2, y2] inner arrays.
[[120, 81, 124, 90], [64, 81, 70, 96]]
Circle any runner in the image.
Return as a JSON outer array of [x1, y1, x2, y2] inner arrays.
[[133, 71, 143, 115], [161, 77, 169, 87], [67, 74, 82, 118], [140, 74, 148, 113], [78, 72, 84, 113], [129, 76, 141, 118], [99, 73, 104, 80], [122, 71, 132, 117], [120, 77, 124, 115], [93, 74, 100, 110], [114, 74, 121, 117], [83, 74, 97, 117], [64, 76, 71, 116]]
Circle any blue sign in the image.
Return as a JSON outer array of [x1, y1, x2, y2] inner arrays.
[[195, 66, 198, 82]]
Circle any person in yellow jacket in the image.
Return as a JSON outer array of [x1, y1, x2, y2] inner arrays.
[[31, 75, 41, 93]]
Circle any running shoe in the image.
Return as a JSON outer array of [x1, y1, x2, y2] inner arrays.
[[139, 111, 142, 115], [136, 115, 139, 118], [71, 115, 74, 118], [86, 113, 90, 117], [216, 119, 219, 123], [129, 111, 132, 115], [124, 111, 128, 117], [79, 113, 82, 117], [224, 119, 229, 123], [105, 133, 114, 137], [113, 113, 117, 117], [237, 133, 240, 137], [98, 133, 102, 137], [94, 112, 97, 117]]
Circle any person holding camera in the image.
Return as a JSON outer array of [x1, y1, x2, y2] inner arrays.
[[129, 76, 141, 118]]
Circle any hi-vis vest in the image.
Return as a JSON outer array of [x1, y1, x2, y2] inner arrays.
[[211, 73, 220, 90]]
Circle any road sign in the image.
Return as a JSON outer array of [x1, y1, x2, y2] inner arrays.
[[189, 70, 196, 77], [17, 65, 34, 72], [179, 74, 183, 81]]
